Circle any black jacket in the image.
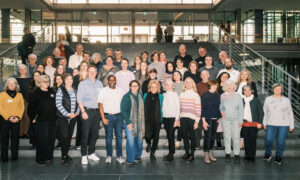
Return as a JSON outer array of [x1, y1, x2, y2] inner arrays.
[[22, 33, 36, 54], [242, 97, 264, 123], [56, 85, 78, 118], [142, 78, 163, 96]]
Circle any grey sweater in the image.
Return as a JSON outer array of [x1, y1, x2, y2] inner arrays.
[[199, 66, 220, 81], [219, 92, 244, 123], [263, 96, 294, 129]]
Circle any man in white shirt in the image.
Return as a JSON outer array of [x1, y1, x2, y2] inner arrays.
[[217, 58, 240, 82], [68, 44, 83, 69], [98, 75, 125, 164]]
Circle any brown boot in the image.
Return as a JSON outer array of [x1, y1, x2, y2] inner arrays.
[[204, 152, 210, 164], [209, 150, 217, 162]]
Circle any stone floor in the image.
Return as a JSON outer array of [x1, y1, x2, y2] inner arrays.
[[1, 156, 300, 180]]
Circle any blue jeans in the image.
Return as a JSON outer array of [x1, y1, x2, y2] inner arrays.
[[124, 122, 143, 163], [265, 125, 289, 157], [104, 114, 123, 157]]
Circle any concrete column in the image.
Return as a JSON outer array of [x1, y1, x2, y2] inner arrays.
[[131, 12, 135, 43], [282, 11, 286, 38], [254, 9, 263, 43], [235, 9, 241, 41], [25, 9, 31, 29], [1, 9, 10, 43]]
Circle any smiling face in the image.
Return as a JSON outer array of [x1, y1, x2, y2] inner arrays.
[[167, 63, 174, 72], [64, 76, 73, 87], [46, 58, 53, 66], [243, 86, 252, 97], [179, 45, 186, 55], [121, 60, 128, 70], [150, 83, 158, 94], [130, 82, 139, 94], [185, 79, 194, 90], [7, 79, 16, 91], [173, 72, 181, 82], [273, 86, 282, 96]]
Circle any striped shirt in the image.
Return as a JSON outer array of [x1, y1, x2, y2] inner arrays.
[[56, 88, 80, 119], [179, 89, 201, 123]]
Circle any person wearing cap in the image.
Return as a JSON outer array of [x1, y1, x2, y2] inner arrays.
[[263, 83, 294, 165]]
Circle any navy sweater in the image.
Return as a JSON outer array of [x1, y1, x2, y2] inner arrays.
[[201, 91, 221, 119]]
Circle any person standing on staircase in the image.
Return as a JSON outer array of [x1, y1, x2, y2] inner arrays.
[[173, 44, 193, 68], [21, 27, 36, 65], [195, 47, 207, 69]]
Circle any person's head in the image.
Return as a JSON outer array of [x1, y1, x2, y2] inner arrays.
[[18, 64, 27, 77], [105, 56, 114, 66], [36, 75, 50, 90], [242, 85, 253, 97], [140, 61, 148, 72], [223, 80, 237, 93], [151, 51, 159, 62], [64, 74, 73, 87], [58, 34, 66, 41], [148, 80, 161, 94], [179, 44, 187, 55], [176, 58, 184, 69], [72, 68, 79, 77], [80, 61, 89, 72], [201, 70, 210, 82], [91, 53, 101, 64], [37, 64, 45, 74], [272, 83, 283, 96], [188, 60, 199, 73], [32, 71, 41, 82], [43, 56, 54, 67], [107, 75, 117, 89], [54, 74, 63, 88], [23, 27, 30, 34], [165, 79, 174, 91], [217, 72, 230, 84], [28, 54, 37, 65], [159, 51, 166, 61], [208, 80, 219, 93], [205, 56, 213, 67], [105, 48, 113, 57], [129, 80, 140, 94], [83, 51, 91, 63], [133, 56, 142, 67], [76, 44, 83, 54], [3, 78, 20, 92], [238, 69, 251, 84], [172, 71, 182, 82], [219, 51, 228, 62], [55, 64, 66, 75], [87, 65, 97, 80], [141, 51, 148, 61], [184, 77, 197, 92], [166, 62, 175, 73], [198, 47, 207, 57], [59, 57, 67, 67], [149, 68, 157, 79], [121, 58, 129, 71], [115, 49, 123, 61], [224, 58, 233, 70], [53, 48, 61, 57]]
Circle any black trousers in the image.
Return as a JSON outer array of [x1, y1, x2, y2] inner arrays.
[[75, 116, 82, 147], [180, 117, 196, 156], [0, 116, 20, 160], [163, 117, 175, 154], [195, 120, 203, 148], [243, 126, 258, 158], [35, 121, 56, 162], [203, 118, 218, 152], [81, 108, 100, 156], [167, 35, 173, 43], [57, 117, 77, 157], [175, 127, 182, 141], [29, 120, 36, 147], [145, 121, 161, 153]]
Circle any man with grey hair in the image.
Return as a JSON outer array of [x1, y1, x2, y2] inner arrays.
[[52, 48, 62, 67], [114, 49, 122, 69], [173, 44, 193, 68], [26, 54, 37, 78], [68, 44, 83, 69], [215, 51, 228, 69]]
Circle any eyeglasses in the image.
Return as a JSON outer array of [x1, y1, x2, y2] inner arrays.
[[42, 81, 50, 83]]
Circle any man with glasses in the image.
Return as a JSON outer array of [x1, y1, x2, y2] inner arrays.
[[77, 65, 103, 165]]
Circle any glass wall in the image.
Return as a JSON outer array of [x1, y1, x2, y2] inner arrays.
[[54, 0, 213, 4]]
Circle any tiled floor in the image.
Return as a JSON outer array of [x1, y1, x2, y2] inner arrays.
[[1, 157, 300, 180]]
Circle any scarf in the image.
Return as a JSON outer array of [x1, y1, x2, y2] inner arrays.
[[129, 93, 145, 141], [6, 90, 17, 98], [243, 95, 254, 122]]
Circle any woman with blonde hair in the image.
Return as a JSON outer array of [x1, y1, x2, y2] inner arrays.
[[237, 69, 257, 97], [73, 61, 89, 90], [177, 77, 201, 163], [143, 80, 164, 161], [0, 78, 25, 162]]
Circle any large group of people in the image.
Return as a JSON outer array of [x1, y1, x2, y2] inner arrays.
[[0, 40, 294, 167]]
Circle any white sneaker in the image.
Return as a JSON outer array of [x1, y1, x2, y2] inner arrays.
[[81, 156, 88, 165], [116, 157, 125, 164], [88, 153, 100, 161], [106, 156, 112, 164]]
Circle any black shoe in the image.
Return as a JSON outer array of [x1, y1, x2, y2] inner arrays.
[[2, 158, 8, 162], [66, 155, 73, 163], [30, 145, 36, 150], [263, 154, 272, 162], [55, 144, 61, 150], [163, 154, 174, 161], [146, 143, 151, 153], [61, 156, 69, 165], [186, 155, 194, 163], [11, 156, 18, 161], [181, 153, 189, 160], [274, 156, 282, 165], [225, 154, 231, 162], [36, 161, 46, 166], [216, 139, 222, 147], [234, 155, 240, 163], [150, 152, 156, 161]]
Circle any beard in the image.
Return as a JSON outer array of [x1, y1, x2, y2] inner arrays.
[[109, 84, 116, 88], [225, 65, 232, 70]]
